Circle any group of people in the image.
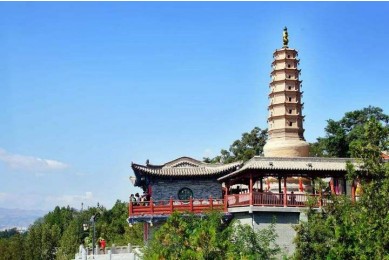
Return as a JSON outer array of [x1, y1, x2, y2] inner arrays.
[[130, 192, 151, 206], [79, 237, 106, 257]]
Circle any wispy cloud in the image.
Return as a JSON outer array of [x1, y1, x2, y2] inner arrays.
[[203, 148, 214, 158], [0, 192, 9, 201], [0, 192, 97, 211], [45, 192, 95, 208], [0, 148, 69, 172]]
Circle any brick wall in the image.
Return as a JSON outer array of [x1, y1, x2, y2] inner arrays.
[[151, 179, 222, 201]]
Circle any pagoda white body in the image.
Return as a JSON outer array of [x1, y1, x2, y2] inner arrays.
[[263, 35, 309, 157]]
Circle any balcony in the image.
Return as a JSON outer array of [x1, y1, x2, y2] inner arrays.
[[128, 192, 336, 217], [129, 197, 226, 217], [226, 192, 330, 208]]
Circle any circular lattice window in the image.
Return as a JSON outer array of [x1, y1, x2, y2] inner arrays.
[[178, 187, 193, 200]]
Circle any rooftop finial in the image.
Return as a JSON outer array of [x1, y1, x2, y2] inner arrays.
[[283, 26, 289, 47]]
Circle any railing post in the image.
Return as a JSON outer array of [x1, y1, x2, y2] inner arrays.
[[170, 197, 173, 213], [283, 177, 287, 207], [150, 198, 154, 214], [224, 195, 228, 212], [209, 196, 213, 210], [190, 197, 193, 212]]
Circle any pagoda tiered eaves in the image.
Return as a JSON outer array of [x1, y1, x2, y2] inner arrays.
[[131, 157, 242, 177]]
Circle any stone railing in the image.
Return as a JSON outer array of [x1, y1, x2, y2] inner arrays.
[[74, 243, 142, 260]]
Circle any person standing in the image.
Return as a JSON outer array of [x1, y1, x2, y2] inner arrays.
[[135, 193, 140, 206], [99, 238, 106, 254]]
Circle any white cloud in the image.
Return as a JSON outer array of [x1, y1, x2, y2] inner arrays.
[[0, 192, 9, 201], [0, 148, 69, 172], [45, 192, 95, 208], [203, 148, 214, 158], [0, 192, 97, 211]]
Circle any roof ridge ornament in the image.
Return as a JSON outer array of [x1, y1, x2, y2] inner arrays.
[[283, 26, 289, 48]]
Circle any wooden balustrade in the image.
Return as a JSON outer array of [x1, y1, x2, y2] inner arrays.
[[129, 197, 225, 216], [227, 192, 331, 208], [129, 193, 339, 217]]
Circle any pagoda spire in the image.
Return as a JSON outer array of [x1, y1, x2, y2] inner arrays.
[[283, 26, 289, 47], [263, 28, 309, 157]]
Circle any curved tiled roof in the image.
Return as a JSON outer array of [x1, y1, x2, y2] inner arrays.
[[131, 156, 242, 177], [218, 156, 360, 181]]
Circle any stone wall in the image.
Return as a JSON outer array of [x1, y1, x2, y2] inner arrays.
[[151, 179, 222, 201], [233, 211, 305, 256]]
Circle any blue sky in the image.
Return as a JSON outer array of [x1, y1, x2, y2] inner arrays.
[[0, 2, 388, 211]]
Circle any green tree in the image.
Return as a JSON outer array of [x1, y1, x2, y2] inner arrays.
[[228, 222, 280, 260], [143, 211, 280, 260], [204, 127, 267, 163], [310, 106, 388, 157], [0, 233, 26, 260], [294, 117, 389, 260], [0, 201, 142, 260]]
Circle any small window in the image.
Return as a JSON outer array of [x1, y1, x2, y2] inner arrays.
[[289, 122, 293, 126], [288, 75, 291, 79], [287, 55, 291, 58], [288, 86, 292, 90], [178, 188, 193, 200], [288, 97, 292, 102], [287, 64, 291, 68], [289, 109, 292, 114]]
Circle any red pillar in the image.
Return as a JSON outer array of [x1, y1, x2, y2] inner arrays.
[[249, 173, 253, 206], [330, 178, 335, 195], [224, 183, 229, 212], [143, 222, 149, 243], [150, 198, 154, 214], [209, 195, 213, 210], [318, 187, 322, 207], [283, 177, 287, 207]]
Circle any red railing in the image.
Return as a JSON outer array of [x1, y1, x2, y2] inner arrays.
[[129, 193, 334, 217], [129, 197, 225, 216], [228, 192, 329, 208]]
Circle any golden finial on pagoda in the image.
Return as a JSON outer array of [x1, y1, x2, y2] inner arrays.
[[283, 26, 289, 47]]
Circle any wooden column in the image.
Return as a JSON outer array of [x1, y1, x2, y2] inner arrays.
[[278, 177, 282, 194], [343, 177, 347, 195], [351, 180, 356, 203], [330, 178, 335, 195], [319, 187, 322, 207], [312, 178, 316, 194], [283, 177, 287, 207], [260, 178, 263, 191], [150, 198, 154, 214], [224, 183, 229, 212], [249, 173, 253, 206], [143, 222, 149, 243]]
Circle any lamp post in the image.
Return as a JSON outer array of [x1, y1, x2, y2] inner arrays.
[[90, 215, 96, 255]]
